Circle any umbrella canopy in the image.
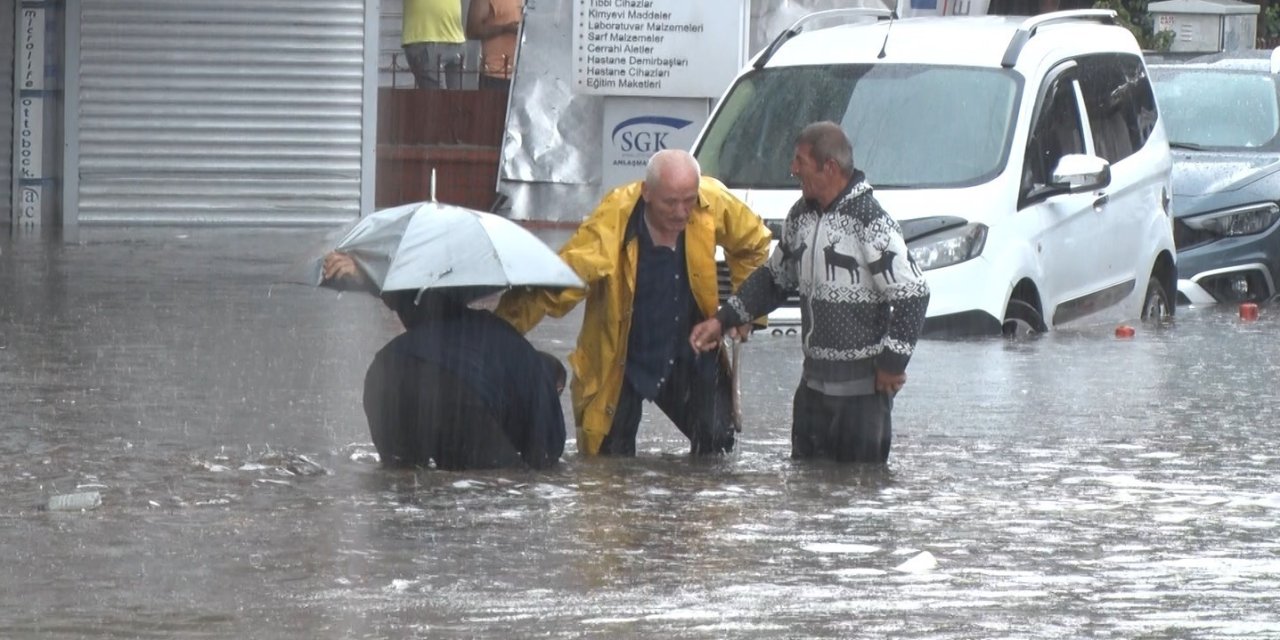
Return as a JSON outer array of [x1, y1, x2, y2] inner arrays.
[[313, 201, 583, 294]]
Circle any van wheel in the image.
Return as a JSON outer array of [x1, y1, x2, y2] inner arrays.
[[1140, 276, 1172, 322], [1002, 299, 1045, 338]]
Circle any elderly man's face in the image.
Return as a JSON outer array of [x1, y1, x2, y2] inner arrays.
[[641, 166, 699, 238]]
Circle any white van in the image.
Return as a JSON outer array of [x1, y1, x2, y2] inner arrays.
[[697, 9, 1177, 336]]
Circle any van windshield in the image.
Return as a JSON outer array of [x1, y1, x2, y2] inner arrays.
[[696, 64, 1022, 189]]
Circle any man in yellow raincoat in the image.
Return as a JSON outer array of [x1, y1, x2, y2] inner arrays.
[[496, 149, 771, 456]]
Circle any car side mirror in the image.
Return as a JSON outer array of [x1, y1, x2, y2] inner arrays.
[[1051, 154, 1111, 193]]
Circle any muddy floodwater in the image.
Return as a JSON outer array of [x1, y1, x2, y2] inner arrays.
[[2, 228, 1278, 639]]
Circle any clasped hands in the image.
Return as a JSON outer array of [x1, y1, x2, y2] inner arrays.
[[687, 317, 908, 394], [688, 317, 750, 354]]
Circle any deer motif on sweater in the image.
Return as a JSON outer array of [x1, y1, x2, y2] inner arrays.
[[823, 235, 860, 283], [868, 240, 897, 284]]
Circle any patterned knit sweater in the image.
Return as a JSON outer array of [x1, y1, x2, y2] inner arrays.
[[716, 174, 930, 391]]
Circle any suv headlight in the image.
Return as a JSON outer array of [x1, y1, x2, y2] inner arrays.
[[1183, 203, 1280, 237], [908, 223, 988, 271]]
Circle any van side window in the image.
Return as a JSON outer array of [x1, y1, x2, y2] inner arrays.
[[1022, 74, 1086, 195], [1076, 53, 1158, 163]]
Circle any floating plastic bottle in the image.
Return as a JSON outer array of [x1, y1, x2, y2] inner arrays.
[[46, 491, 102, 512]]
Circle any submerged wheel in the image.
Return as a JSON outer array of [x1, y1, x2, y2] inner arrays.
[[1140, 276, 1172, 322], [1002, 299, 1045, 338]]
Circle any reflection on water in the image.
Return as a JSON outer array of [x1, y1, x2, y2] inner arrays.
[[2, 229, 1278, 639]]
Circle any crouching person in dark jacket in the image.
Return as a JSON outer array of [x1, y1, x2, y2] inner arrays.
[[325, 253, 566, 470], [363, 289, 567, 470]]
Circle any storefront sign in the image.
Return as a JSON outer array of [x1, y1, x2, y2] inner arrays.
[[17, 96, 42, 179], [573, 0, 744, 97], [601, 96, 707, 187], [19, 185, 41, 223], [20, 7, 45, 90]]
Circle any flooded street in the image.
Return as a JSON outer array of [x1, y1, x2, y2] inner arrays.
[[2, 227, 1279, 639]]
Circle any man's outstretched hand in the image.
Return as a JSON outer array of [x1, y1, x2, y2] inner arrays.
[[322, 252, 362, 284], [690, 318, 752, 353], [689, 317, 723, 353]]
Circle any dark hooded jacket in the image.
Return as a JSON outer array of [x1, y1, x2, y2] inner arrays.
[[370, 291, 566, 468]]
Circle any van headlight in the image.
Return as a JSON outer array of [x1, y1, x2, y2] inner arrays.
[[908, 223, 988, 271], [1183, 203, 1280, 237]]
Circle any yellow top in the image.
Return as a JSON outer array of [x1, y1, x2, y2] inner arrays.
[[403, 0, 465, 45]]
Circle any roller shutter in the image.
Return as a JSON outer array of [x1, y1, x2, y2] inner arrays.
[[76, 0, 366, 224]]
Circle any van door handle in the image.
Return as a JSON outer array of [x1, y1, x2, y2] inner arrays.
[[1093, 194, 1109, 210]]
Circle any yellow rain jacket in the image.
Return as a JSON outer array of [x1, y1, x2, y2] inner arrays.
[[495, 177, 771, 455]]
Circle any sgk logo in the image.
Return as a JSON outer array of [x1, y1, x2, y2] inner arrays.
[[611, 116, 694, 153]]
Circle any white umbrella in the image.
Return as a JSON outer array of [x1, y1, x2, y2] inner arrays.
[[314, 201, 583, 294]]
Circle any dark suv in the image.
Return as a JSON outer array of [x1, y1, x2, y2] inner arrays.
[[1150, 50, 1280, 305]]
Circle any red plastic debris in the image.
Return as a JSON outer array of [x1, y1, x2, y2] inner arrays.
[[1240, 302, 1260, 322], [1115, 325, 1136, 339]]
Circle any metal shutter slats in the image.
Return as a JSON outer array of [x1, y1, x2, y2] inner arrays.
[[77, 0, 365, 224]]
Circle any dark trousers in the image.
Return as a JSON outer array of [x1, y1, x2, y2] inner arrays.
[[403, 42, 465, 90], [364, 350, 523, 470], [791, 384, 893, 463], [599, 355, 735, 456], [478, 74, 511, 91]]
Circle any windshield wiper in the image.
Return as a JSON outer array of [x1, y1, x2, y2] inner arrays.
[[1169, 141, 1205, 150]]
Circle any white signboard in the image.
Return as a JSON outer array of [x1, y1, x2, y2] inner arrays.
[[601, 96, 708, 187], [20, 8, 45, 90], [19, 185, 42, 225], [17, 96, 43, 180], [573, 0, 744, 97]]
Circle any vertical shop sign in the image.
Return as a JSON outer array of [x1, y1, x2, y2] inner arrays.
[[14, 5, 46, 226], [19, 185, 41, 223], [19, 7, 44, 90], [18, 96, 42, 180]]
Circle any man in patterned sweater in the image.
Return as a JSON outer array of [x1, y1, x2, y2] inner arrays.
[[689, 121, 930, 463]]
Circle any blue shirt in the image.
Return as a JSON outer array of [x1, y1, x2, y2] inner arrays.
[[625, 203, 699, 400]]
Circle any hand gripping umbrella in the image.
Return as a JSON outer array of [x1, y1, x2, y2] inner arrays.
[[312, 201, 583, 296]]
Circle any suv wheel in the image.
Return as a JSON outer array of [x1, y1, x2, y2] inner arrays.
[[1140, 276, 1172, 322], [1002, 299, 1045, 338]]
